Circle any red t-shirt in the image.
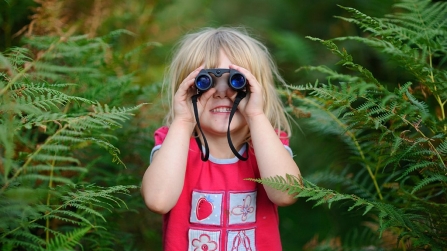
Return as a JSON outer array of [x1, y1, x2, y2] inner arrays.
[[151, 126, 291, 251]]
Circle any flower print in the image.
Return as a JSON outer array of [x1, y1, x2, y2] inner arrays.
[[231, 195, 254, 221], [192, 234, 218, 251]]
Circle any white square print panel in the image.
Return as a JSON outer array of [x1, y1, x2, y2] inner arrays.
[[188, 229, 221, 251], [190, 191, 223, 226], [227, 229, 256, 251], [228, 191, 257, 225]]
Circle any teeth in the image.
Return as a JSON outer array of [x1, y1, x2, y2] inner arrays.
[[211, 107, 231, 113]]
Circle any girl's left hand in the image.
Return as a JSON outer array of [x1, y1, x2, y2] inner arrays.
[[229, 64, 264, 120]]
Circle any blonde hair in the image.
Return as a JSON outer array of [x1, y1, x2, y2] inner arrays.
[[163, 26, 291, 137]]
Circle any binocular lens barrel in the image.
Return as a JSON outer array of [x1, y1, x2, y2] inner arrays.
[[230, 73, 246, 90], [196, 75, 212, 91], [194, 69, 246, 92]]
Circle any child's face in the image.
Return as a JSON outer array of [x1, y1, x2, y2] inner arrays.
[[199, 50, 249, 139]]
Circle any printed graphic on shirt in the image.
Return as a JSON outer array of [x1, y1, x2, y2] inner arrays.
[[228, 191, 257, 225], [190, 191, 223, 226], [189, 229, 221, 251], [227, 229, 256, 251]]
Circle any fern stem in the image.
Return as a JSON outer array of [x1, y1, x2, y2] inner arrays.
[[46, 159, 56, 245], [429, 54, 446, 131], [289, 92, 384, 200], [432, 78, 446, 131]]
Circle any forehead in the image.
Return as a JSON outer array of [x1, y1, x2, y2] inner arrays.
[[203, 48, 233, 69], [217, 49, 232, 67]]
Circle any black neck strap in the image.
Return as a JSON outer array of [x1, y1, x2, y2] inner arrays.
[[191, 91, 248, 162], [227, 91, 248, 161], [192, 94, 209, 161]]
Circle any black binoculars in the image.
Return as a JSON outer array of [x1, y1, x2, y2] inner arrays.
[[194, 68, 246, 92]]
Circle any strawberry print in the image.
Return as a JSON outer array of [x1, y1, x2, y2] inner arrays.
[[196, 195, 214, 220]]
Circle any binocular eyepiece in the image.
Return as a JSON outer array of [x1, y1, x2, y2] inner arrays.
[[194, 68, 246, 92]]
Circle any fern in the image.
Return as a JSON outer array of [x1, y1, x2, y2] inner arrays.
[[268, 0, 447, 249], [0, 31, 143, 250], [44, 226, 91, 251]]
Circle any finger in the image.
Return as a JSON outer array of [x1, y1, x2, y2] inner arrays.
[[229, 64, 264, 115], [198, 88, 216, 108], [178, 66, 203, 92], [229, 64, 261, 92]]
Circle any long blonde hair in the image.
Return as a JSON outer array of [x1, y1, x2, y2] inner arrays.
[[163, 26, 291, 137]]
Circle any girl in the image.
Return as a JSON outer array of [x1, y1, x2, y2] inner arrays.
[[141, 27, 301, 251]]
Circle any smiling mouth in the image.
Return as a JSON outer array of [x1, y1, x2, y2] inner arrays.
[[211, 107, 232, 113]]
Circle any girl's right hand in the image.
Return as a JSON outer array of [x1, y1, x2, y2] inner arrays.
[[172, 67, 215, 130]]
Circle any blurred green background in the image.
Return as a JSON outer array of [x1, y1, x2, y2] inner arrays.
[[0, 0, 401, 250]]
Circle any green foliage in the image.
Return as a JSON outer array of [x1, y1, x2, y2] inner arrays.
[[257, 0, 447, 250], [0, 31, 143, 250]]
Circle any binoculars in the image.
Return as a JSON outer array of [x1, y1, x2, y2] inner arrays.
[[194, 68, 246, 92], [191, 68, 249, 161]]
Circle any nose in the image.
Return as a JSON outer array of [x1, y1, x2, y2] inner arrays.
[[213, 74, 235, 98]]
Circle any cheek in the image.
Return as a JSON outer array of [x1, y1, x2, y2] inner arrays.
[[232, 113, 248, 125]]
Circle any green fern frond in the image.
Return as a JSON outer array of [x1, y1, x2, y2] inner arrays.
[[34, 61, 96, 75], [18, 174, 74, 185], [13, 83, 93, 111], [37, 144, 70, 152], [44, 226, 91, 251], [30, 154, 80, 163], [340, 225, 383, 250], [437, 139, 447, 155], [308, 168, 377, 200], [396, 82, 413, 96], [335, 5, 384, 33], [60, 184, 136, 211], [1, 238, 43, 251], [337, 1, 447, 95], [356, 100, 376, 112], [412, 174, 447, 194], [0, 185, 137, 247], [391, 0, 446, 42], [247, 175, 301, 193], [305, 37, 381, 86], [249, 175, 375, 213], [43, 212, 92, 226], [27, 164, 87, 173], [404, 89, 429, 115], [3, 47, 33, 68], [81, 232, 118, 251], [100, 29, 136, 40], [397, 161, 438, 180]]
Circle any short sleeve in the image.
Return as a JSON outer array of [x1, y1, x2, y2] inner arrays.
[[150, 126, 169, 163], [278, 131, 293, 157], [278, 131, 289, 146], [154, 126, 169, 146]]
